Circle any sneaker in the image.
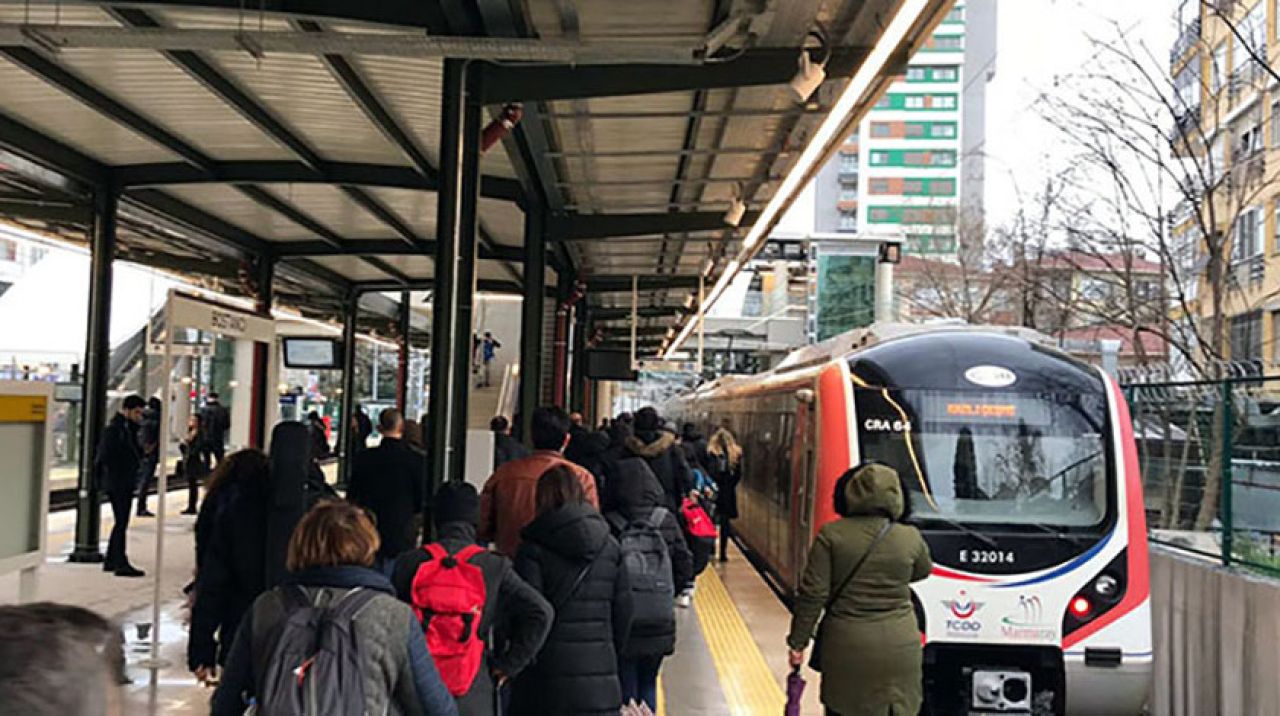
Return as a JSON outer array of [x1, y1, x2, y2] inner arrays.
[[676, 592, 692, 608], [114, 565, 146, 578]]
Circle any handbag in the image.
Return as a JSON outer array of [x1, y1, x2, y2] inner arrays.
[[809, 519, 894, 672]]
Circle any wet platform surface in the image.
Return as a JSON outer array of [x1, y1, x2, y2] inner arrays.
[[1, 495, 820, 715]]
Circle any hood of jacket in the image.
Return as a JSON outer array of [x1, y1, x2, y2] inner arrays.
[[606, 457, 664, 517], [284, 565, 396, 595], [522, 502, 611, 560], [841, 463, 905, 520], [625, 430, 676, 459]]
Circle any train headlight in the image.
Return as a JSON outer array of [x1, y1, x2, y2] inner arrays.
[[1093, 574, 1120, 600], [1069, 596, 1093, 619]]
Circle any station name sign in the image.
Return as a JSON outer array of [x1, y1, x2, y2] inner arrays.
[[168, 293, 275, 344]]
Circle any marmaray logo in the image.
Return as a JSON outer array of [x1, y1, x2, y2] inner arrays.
[[999, 595, 1056, 642], [941, 589, 984, 637]]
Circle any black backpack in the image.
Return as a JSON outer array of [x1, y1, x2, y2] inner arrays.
[[253, 586, 378, 715], [607, 508, 675, 631]]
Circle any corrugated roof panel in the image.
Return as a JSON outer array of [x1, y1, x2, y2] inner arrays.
[[152, 8, 296, 32], [54, 49, 296, 161], [348, 56, 441, 164], [160, 184, 313, 242], [368, 254, 432, 280], [310, 255, 393, 282], [0, 57, 179, 165], [365, 187, 437, 238], [258, 183, 403, 239], [478, 199, 524, 247], [202, 51, 407, 165], [0, 5, 113, 24]]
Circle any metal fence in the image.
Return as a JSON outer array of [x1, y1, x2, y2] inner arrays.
[[1125, 376, 1280, 576]]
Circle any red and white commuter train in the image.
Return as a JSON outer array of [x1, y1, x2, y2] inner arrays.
[[671, 324, 1150, 715]]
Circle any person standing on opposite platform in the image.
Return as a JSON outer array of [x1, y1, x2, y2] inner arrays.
[[509, 466, 632, 716], [181, 414, 211, 515], [479, 331, 502, 388], [135, 397, 162, 517], [786, 463, 932, 716], [98, 394, 146, 578], [200, 392, 231, 466]]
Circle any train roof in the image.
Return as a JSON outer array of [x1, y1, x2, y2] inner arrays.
[[774, 322, 1058, 372]]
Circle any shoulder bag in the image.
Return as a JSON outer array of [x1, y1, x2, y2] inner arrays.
[[809, 519, 894, 672]]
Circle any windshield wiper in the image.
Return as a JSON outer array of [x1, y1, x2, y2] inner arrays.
[[923, 514, 999, 548], [1023, 521, 1088, 545]]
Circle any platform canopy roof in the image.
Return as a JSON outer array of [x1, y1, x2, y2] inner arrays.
[[0, 0, 951, 354]]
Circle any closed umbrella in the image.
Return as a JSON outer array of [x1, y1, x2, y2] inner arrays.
[[785, 666, 807, 716]]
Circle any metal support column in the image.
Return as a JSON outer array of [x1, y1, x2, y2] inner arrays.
[[70, 186, 117, 563], [518, 199, 546, 446], [250, 256, 274, 449], [428, 58, 483, 489], [338, 290, 359, 487], [396, 290, 410, 413], [552, 272, 572, 408], [570, 302, 588, 413]]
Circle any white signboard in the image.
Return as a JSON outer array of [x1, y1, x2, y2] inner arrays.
[[168, 293, 275, 343], [0, 381, 53, 601]]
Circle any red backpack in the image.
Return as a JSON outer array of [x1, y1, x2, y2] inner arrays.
[[681, 497, 718, 539], [410, 543, 487, 696]]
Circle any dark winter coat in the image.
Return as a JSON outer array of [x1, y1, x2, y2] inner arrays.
[[787, 464, 933, 716], [189, 479, 269, 670], [212, 566, 458, 716], [510, 504, 633, 716], [566, 430, 611, 494], [96, 413, 141, 496], [200, 401, 231, 446], [349, 437, 427, 560], [265, 422, 313, 589], [392, 522, 553, 716], [604, 458, 692, 658], [492, 432, 528, 469], [678, 430, 708, 476], [623, 430, 692, 510]]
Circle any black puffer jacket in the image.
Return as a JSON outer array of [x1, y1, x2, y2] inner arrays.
[[623, 430, 692, 510], [566, 430, 611, 495], [189, 479, 269, 670], [510, 504, 633, 716], [96, 413, 141, 495], [604, 458, 692, 658]]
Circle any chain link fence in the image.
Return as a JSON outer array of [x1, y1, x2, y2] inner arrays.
[[1125, 376, 1280, 576]]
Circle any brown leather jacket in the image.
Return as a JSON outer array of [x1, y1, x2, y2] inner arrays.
[[479, 451, 599, 556]]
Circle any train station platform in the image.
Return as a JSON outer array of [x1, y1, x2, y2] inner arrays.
[[0, 492, 820, 715]]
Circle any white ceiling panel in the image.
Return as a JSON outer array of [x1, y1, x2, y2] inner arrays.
[[259, 183, 401, 239], [311, 255, 393, 282], [160, 184, 312, 242]]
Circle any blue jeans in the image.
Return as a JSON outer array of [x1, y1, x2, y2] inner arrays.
[[619, 654, 664, 710]]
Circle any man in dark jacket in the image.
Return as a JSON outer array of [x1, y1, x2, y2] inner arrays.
[[98, 394, 146, 577], [393, 482, 553, 716], [604, 458, 692, 709], [621, 407, 693, 511], [349, 409, 426, 568], [490, 415, 528, 469], [678, 422, 709, 479], [135, 397, 162, 517], [200, 392, 231, 466]]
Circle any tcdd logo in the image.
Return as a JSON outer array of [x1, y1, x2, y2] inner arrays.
[[941, 589, 984, 637]]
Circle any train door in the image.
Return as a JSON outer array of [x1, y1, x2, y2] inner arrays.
[[787, 395, 816, 590]]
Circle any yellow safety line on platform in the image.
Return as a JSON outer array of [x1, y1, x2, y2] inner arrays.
[[693, 568, 786, 715], [656, 674, 665, 715]]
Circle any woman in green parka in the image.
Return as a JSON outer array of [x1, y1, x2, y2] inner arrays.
[[787, 462, 933, 716]]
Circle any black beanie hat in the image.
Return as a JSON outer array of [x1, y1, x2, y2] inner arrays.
[[433, 481, 481, 528]]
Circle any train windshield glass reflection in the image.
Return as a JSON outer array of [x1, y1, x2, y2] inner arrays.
[[854, 387, 1109, 527]]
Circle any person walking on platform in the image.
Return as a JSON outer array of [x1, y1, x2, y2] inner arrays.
[[180, 414, 211, 515], [490, 415, 528, 469], [604, 459, 691, 711], [188, 449, 271, 684], [707, 423, 743, 562], [509, 466, 632, 716], [786, 463, 932, 716], [480, 406, 599, 557], [212, 500, 458, 716], [394, 482, 554, 716], [98, 394, 146, 578], [478, 331, 502, 388], [622, 408, 693, 511], [135, 396, 162, 517], [200, 392, 231, 466], [348, 409, 425, 573]]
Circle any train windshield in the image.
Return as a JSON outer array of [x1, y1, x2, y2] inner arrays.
[[854, 386, 1109, 528]]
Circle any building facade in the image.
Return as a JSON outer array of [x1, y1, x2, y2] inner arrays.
[[812, 0, 997, 255]]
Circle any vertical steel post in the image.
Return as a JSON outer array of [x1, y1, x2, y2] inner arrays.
[[570, 302, 588, 412], [429, 59, 483, 488], [396, 290, 410, 413], [1221, 380, 1234, 566], [338, 290, 359, 487], [70, 186, 117, 563], [630, 275, 638, 368], [519, 199, 546, 445], [697, 274, 705, 371], [250, 256, 274, 449]]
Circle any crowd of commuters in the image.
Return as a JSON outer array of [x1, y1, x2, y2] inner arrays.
[[7, 394, 937, 716]]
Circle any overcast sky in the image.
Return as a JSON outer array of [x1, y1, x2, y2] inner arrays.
[[982, 0, 1178, 226]]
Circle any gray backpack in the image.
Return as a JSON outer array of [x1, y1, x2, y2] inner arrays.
[[608, 508, 675, 631], [253, 586, 377, 715]]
